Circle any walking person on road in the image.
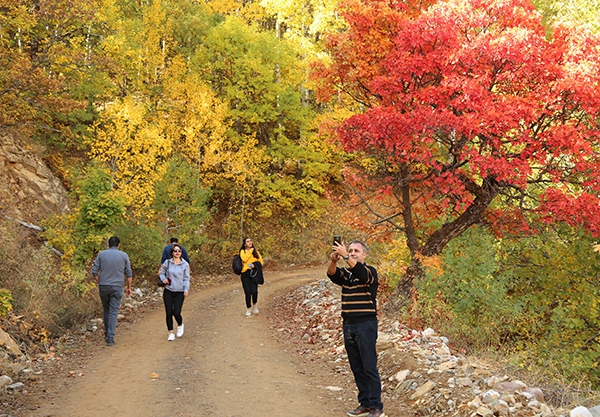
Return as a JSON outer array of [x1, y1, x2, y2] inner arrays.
[[239, 237, 264, 317], [91, 236, 133, 347], [159, 243, 190, 341], [328, 239, 385, 417]]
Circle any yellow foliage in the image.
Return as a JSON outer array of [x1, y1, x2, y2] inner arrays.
[[203, 0, 265, 21], [158, 59, 232, 185], [89, 96, 171, 211], [0, 289, 13, 317], [379, 236, 411, 287]]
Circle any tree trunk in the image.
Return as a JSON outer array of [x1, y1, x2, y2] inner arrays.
[[382, 258, 423, 316], [383, 177, 499, 316]]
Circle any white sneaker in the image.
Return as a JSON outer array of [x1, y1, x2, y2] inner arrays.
[[245, 309, 252, 317], [252, 305, 259, 315], [176, 324, 184, 338], [167, 332, 175, 341]]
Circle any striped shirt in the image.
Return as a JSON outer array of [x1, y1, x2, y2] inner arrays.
[[327, 261, 378, 324]]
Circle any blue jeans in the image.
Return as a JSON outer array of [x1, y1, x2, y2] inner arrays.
[[99, 286, 123, 341], [344, 319, 383, 411]]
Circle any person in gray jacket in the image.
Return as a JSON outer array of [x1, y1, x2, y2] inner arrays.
[[159, 243, 190, 341], [91, 236, 132, 346]]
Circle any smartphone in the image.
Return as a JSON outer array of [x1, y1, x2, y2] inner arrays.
[[333, 235, 342, 246]]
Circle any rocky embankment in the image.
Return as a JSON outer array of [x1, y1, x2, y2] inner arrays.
[[269, 279, 600, 417], [0, 128, 69, 224]]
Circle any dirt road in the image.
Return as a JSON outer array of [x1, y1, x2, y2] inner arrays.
[[28, 267, 350, 417]]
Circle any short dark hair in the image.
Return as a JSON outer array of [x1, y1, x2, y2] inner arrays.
[[108, 236, 120, 247], [170, 237, 179, 243]]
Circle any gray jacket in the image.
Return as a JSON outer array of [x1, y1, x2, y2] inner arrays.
[[91, 247, 133, 287], [160, 258, 190, 292]]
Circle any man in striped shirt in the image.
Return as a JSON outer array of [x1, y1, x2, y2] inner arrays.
[[328, 240, 385, 417]]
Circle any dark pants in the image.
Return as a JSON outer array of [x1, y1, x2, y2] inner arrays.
[[99, 285, 123, 342], [241, 272, 258, 308], [163, 289, 185, 331], [344, 319, 383, 411]]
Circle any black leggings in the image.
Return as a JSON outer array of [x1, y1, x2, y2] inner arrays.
[[163, 289, 185, 331], [241, 272, 258, 308]]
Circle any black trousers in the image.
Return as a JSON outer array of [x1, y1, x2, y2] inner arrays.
[[241, 271, 258, 308], [163, 288, 185, 331]]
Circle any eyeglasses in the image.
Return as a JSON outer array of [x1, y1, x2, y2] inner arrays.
[[173, 249, 182, 253]]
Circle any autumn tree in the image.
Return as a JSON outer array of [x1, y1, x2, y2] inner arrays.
[[313, 0, 600, 311], [193, 15, 338, 243], [0, 0, 93, 142]]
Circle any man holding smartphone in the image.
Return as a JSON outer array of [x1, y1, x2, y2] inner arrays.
[[328, 238, 385, 417]]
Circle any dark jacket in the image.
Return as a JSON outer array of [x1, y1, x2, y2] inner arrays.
[[247, 261, 264, 285]]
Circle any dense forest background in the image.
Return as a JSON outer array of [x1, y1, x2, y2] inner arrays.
[[0, 0, 599, 389]]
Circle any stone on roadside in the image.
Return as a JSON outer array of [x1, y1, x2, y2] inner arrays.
[[409, 380, 435, 399], [7, 382, 24, 392], [522, 387, 545, 402], [476, 405, 495, 416], [422, 328, 436, 339], [491, 399, 510, 415], [571, 406, 593, 417], [0, 375, 12, 390], [394, 369, 410, 383], [438, 360, 458, 372], [482, 390, 500, 404], [456, 377, 473, 387], [495, 381, 525, 394], [486, 375, 500, 387], [468, 396, 483, 408], [0, 329, 22, 357]]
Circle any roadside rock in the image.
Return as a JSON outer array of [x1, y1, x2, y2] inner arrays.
[[0, 329, 22, 357], [271, 279, 600, 417]]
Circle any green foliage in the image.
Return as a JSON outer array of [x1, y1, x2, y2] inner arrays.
[[72, 165, 126, 264], [533, 0, 600, 33], [499, 227, 600, 386], [152, 156, 214, 251], [411, 224, 599, 386], [112, 221, 164, 275], [42, 165, 126, 266], [197, 15, 310, 144], [0, 289, 13, 317], [418, 226, 520, 349]]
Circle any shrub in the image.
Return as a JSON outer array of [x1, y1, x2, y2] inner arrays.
[[417, 226, 521, 350], [0, 289, 13, 317], [0, 219, 98, 335]]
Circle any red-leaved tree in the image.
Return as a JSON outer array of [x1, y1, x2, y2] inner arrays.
[[313, 0, 600, 311]]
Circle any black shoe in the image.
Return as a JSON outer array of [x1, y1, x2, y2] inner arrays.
[[347, 406, 371, 417], [106, 339, 115, 346], [367, 409, 385, 417]]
